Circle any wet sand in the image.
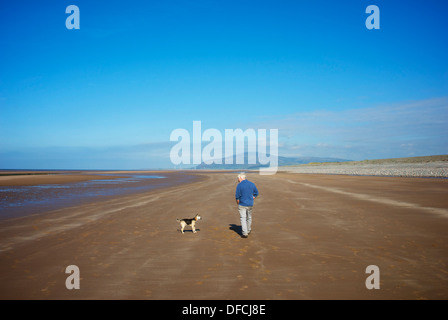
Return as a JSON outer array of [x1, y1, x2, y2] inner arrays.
[[0, 170, 180, 186], [0, 171, 199, 221], [0, 171, 447, 299], [0, 171, 117, 186]]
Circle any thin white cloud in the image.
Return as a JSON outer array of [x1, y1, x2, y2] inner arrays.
[[2, 98, 447, 169], [250, 97, 448, 160]]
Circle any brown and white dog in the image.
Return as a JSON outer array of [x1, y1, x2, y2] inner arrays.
[[177, 214, 201, 234]]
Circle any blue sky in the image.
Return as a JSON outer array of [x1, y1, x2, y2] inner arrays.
[[1, 0, 447, 169]]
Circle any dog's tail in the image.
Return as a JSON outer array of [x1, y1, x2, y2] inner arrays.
[[176, 218, 181, 222]]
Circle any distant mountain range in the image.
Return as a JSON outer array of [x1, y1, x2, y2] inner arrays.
[[195, 153, 350, 170]]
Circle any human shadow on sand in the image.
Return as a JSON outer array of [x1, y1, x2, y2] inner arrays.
[[229, 224, 242, 236]]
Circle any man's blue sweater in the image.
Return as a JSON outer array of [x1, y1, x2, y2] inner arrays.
[[235, 179, 259, 207]]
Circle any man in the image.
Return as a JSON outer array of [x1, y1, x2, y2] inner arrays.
[[235, 173, 259, 238]]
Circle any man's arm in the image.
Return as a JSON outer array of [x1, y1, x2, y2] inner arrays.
[[235, 184, 240, 205], [253, 184, 259, 199]]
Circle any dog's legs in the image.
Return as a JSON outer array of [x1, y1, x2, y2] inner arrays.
[[180, 222, 185, 234], [192, 221, 197, 233]]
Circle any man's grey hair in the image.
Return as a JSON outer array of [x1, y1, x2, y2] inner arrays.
[[238, 173, 246, 180]]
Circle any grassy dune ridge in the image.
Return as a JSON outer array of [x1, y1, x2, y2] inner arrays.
[[281, 155, 448, 177]]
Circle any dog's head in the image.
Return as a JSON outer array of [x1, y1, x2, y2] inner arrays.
[[195, 214, 201, 221]]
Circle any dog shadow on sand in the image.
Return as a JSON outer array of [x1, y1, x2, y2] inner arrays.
[[177, 228, 200, 233]]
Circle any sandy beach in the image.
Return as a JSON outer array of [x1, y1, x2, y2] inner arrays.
[[0, 170, 447, 300]]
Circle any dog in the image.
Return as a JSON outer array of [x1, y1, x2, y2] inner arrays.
[[176, 214, 201, 234]]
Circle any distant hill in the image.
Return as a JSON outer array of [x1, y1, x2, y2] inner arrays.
[[195, 153, 350, 170]]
